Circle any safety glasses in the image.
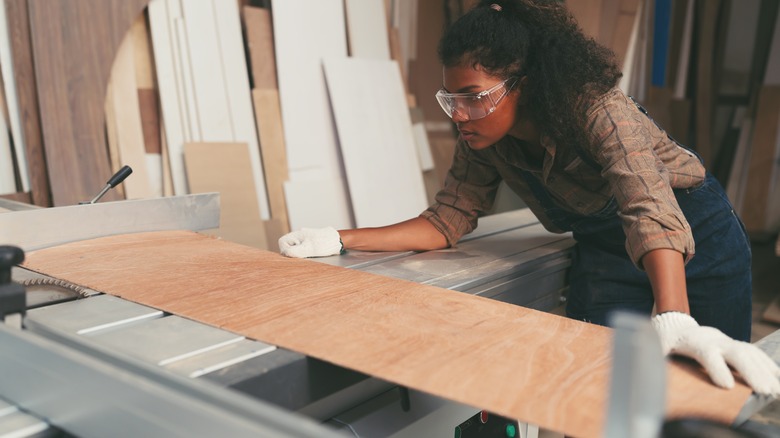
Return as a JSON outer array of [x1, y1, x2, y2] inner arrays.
[[435, 77, 518, 121]]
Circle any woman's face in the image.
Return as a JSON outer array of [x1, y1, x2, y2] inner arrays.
[[440, 63, 522, 150]]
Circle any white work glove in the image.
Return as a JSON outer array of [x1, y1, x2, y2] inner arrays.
[[652, 311, 780, 397], [278, 227, 344, 258]]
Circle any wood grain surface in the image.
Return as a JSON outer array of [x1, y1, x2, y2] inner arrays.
[[22, 231, 753, 438], [4, 0, 49, 206], [27, 0, 149, 206]]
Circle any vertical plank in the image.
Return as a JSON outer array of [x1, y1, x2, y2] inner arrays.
[[27, 0, 150, 206], [741, 86, 780, 233], [252, 89, 289, 230], [693, 0, 721, 168], [211, 0, 270, 220], [344, 0, 391, 59], [323, 58, 427, 228], [106, 30, 154, 200], [243, 6, 277, 90], [272, 0, 352, 229], [183, 142, 267, 249], [0, 0, 28, 192], [4, 0, 50, 206]]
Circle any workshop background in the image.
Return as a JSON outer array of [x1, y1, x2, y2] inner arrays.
[[0, 0, 778, 344]]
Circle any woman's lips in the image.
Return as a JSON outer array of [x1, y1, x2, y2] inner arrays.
[[460, 130, 476, 141]]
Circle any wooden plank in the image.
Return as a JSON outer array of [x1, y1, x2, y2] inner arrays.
[[742, 86, 780, 233], [242, 6, 277, 90], [0, 191, 30, 203], [271, 0, 352, 228], [283, 178, 352, 231], [0, 87, 14, 194], [766, 5, 780, 85], [323, 57, 427, 228], [4, 0, 50, 206], [27, 0, 149, 206], [132, 13, 156, 90], [211, 0, 270, 220], [344, 0, 391, 59], [271, 0, 348, 175], [0, 0, 28, 192], [22, 230, 754, 438], [693, 0, 721, 168], [252, 89, 289, 230], [106, 28, 154, 200], [148, 0, 189, 196], [183, 142, 267, 249]]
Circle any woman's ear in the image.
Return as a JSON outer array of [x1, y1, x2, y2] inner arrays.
[[517, 76, 529, 104]]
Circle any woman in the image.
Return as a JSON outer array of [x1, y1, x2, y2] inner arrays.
[[278, 0, 779, 395]]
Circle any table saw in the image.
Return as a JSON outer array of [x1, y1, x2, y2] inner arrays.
[[0, 195, 777, 437]]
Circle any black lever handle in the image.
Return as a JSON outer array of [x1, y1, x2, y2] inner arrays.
[[107, 165, 133, 188], [0, 245, 24, 285]]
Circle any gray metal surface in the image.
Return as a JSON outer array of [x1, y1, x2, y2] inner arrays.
[[26, 294, 162, 335], [0, 398, 51, 437], [0, 325, 344, 438], [0, 193, 220, 251]]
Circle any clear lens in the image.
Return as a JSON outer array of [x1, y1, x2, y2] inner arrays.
[[435, 78, 516, 121]]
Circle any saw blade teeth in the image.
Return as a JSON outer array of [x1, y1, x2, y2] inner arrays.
[[18, 277, 90, 296]]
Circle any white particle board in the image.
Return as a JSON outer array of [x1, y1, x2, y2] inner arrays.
[[283, 178, 353, 231], [271, 0, 347, 175], [148, 0, 189, 195], [0, 1, 28, 192], [150, 0, 270, 219], [323, 57, 427, 228], [345, 0, 391, 59], [271, 0, 351, 228]]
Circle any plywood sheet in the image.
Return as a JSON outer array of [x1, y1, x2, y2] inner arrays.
[[22, 230, 753, 438], [183, 142, 267, 249], [323, 57, 427, 228], [28, 0, 149, 206]]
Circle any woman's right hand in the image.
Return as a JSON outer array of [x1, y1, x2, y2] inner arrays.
[[278, 227, 343, 258]]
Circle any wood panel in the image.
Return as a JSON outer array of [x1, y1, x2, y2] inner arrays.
[[243, 6, 277, 90], [184, 142, 267, 249], [252, 89, 289, 229], [344, 0, 391, 59], [323, 57, 427, 227], [0, 0, 28, 193], [22, 230, 753, 438], [271, 0, 352, 229], [742, 86, 780, 234], [27, 0, 149, 206], [4, 0, 49, 206], [105, 29, 153, 200]]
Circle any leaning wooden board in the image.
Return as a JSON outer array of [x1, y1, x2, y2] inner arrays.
[[22, 230, 752, 438]]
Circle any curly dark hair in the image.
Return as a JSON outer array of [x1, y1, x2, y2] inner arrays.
[[438, 0, 622, 150]]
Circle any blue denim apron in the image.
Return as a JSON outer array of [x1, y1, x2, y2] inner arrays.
[[517, 126, 753, 341]]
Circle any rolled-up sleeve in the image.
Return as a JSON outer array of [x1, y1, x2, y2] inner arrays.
[[420, 138, 502, 246], [584, 92, 697, 268]]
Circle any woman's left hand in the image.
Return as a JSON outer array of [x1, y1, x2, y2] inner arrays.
[[652, 311, 780, 397]]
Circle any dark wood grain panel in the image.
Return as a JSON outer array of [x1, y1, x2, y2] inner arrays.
[[5, 0, 49, 206], [27, 0, 149, 206], [23, 230, 753, 438]]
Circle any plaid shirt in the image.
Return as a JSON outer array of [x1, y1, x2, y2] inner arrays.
[[421, 87, 706, 268]]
